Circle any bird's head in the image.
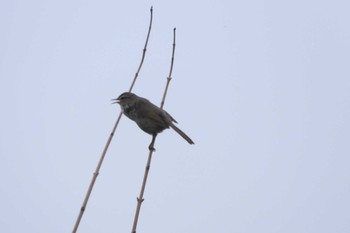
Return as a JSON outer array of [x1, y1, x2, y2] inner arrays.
[[112, 92, 137, 105]]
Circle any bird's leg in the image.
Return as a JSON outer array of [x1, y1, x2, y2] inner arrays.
[[148, 134, 156, 152]]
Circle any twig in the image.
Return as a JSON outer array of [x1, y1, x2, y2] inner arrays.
[[129, 7, 153, 92], [161, 28, 176, 109], [131, 27, 177, 233], [72, 7, 153, 233]]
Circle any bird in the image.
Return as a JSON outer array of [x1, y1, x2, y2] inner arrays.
[[112, 92, 194, 151]]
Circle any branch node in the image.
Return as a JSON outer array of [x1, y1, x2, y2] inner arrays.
[[137, 198, 145, 203]]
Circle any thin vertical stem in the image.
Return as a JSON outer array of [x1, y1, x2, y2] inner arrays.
[[160, 28, 176, 109], [131, 27, 177, 233], [72, 7, 153, 233], [131, 146, 155, 233], [72, 112, 122, 233], [129, 6, 153, 92]]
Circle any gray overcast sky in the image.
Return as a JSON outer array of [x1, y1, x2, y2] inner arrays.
[[1, 1, 350, 233]]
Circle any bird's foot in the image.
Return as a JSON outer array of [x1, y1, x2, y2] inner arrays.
[[148, 144, 156, 152], [149, 134, 157, 152]]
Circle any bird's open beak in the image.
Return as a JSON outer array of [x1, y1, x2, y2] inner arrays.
[[111, 98, 120, 104]]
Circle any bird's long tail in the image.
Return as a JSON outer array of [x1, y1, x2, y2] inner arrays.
[[169, 123, 194, 145]]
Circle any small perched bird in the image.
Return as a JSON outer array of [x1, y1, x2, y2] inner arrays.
[[113, 92, 194, 150]]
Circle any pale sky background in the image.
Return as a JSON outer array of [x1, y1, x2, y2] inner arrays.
[[1, 1, 350, 233]]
